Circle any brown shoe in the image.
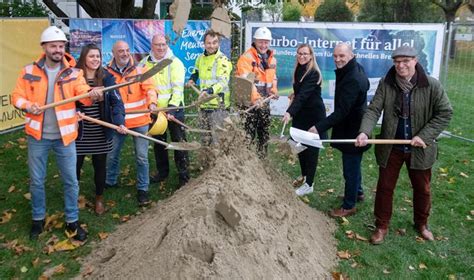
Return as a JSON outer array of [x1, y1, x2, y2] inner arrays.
[[329, 207, 356, 218], [417, 225, 434, 241], [370, 228, 388, 245], [95, 195, 105, 215]]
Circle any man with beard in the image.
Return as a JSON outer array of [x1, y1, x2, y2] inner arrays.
[[12, 26, 102, 240]]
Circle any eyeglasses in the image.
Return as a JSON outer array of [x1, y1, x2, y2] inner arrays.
[[393, 58, 414, 65], [297, 52, 311, 57]]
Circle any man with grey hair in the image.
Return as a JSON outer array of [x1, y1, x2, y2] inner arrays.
[[355, 46, 453, 244], [309, 43, 370, 217]]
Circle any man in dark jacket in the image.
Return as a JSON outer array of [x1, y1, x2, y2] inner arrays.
[[356, 46, 453, 244], [309, 43, 370, 217]]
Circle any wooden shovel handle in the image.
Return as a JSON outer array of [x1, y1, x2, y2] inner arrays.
[[244, 96, 273, 113], [189, 83, 201, 95], [39, 92, 92, 110], [80, 114, 170, 148]]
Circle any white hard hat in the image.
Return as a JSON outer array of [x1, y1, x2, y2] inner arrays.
[[40, 26, 67, 44], [253, 27, 272, 41]]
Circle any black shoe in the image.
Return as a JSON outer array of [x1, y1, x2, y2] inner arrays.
[[65, 221, 88, 241], [105, 183, 119, 188], [30, 220, 45, 240], [137, 190, 151, 206], [150, 174, 166, 184]]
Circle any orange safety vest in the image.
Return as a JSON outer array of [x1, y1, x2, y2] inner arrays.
[[106, 56, 156, 129], [236, 46, 278, 105], [12, 54, 92, 146]]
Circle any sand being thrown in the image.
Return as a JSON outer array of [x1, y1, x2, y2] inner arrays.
[[78, 119, 337, 279]]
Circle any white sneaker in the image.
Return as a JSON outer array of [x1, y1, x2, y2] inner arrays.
[[295, 183, 313, 196]]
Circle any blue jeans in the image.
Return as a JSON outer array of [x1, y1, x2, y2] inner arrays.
[[106, 124, 149, 191], [28, 136, 79, 223], [342, 152, 364, 209]]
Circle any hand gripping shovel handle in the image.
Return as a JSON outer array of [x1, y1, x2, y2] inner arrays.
[[244, 96, 273, 113], [80, 114, 171, 148], [39, 59, 173, 111]]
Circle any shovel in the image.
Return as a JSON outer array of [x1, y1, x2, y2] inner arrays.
[[79, 114, 201, 151], [232, 75, 254, 108], [243, 96, 273, 114], [270, 122, 307, 155], [168, 115, 211, 134], [40, 59, 173, 111]]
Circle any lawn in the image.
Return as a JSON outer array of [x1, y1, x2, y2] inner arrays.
[[1, 63, 473, 279]]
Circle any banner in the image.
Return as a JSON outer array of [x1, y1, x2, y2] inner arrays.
[[0, 18, 50, 133], [69, 19, 231, 80], [245, 22, 445, 115]]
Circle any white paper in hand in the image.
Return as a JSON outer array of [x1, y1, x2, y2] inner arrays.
[[289, 127, 324, 149]]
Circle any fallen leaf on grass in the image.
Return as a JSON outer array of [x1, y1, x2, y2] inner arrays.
[[106, 200, 116, 208], [53, 174, 59, 179], [0, 234, 5, 240], [17, 137, 27, 144], [355, 233, 368, 241], [467, 216, 472, 221], [340, 217, 349, 225], [448, 177, 455, 184], [448, 274, 456, 280], [459, 172, 469, 178], [435, 236, 449, 241], [42, 259, 51, 264], [408, 265, 415, 271], [112, 213, 120, 219], [415, 236, 426, 243], [300, 196, 310, 204], [23, 193, 31, 200], [345, 230, 354, 239], [41, 263, 66, 279], [98, 232, 109, 240], [32, 257, 41, 267], [19, 145, 27, 150], [337, 250, 351, 259], [400, 207, 408, 211], [8, 185, 15, 193], [327, 188, 335, 193], [470, 210, 474, 215], [78, 195, 87, 209], [350, 262, 358, 268], [396, 228, 406, 236], [20, 266, 28, 273], [383, 268, 391, 274], [53, 239, 84, 252], [419, 263, 428, 270], [120, 215, 131, 223], [331, 271, 349, 280], [0, 211, 13, 224], [439, 167, 448, 174], [124, 193, 132, 198]]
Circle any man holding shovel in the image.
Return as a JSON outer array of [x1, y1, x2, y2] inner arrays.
[[12, 26, 102, 240], [355, 46, 453, 244], [237, 27, 278, 157], [140, 34, 190, 188], [308, 43, 370, 217], [105, 40, 157, 206], [187, 29, 232, 146]]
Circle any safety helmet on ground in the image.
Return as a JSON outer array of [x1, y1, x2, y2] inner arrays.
[[253, 27, 272, 41], [40, 26, 67, 44], [148, 112, 168, 136]]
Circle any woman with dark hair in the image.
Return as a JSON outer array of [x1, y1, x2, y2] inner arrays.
[[282, 43, 327, 196], [75, 44, 126, 215]]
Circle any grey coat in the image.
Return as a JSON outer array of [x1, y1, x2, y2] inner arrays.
[[359, 64, 453, 170]]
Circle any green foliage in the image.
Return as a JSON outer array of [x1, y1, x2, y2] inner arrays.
[[0, 1, 48, 17], [314, 0, 353, 22], [283, 2, 302, 21], [358, 0, 444, 23], [189, 5, 214, 20]]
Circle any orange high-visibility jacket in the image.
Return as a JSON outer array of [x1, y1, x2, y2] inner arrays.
[[236, 46, 278, 105], [106, 56, 156, 129], [12, 54, 92, 146]]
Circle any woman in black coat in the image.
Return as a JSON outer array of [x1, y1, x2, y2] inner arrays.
[[282, 44, 326, 196], [75, 44, 126, 215]]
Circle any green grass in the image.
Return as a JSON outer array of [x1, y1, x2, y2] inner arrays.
[[1, 63, 474, 279]]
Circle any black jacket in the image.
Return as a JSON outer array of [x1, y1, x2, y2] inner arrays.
[[287, 64, 327, 138], [315, 57, 370, 154]]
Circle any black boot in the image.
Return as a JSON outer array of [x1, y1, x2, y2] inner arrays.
[[30, 220, 45, 240], [65, 221, 88, 241], [137, 190, 151, 206]]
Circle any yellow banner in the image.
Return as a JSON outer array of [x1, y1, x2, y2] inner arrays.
[[0, 18, 50, 132]]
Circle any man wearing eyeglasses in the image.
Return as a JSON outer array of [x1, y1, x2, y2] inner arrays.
[[355, 46, 453, 244]]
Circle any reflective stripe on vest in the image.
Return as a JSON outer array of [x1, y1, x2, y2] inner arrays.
[[124, 98, 147, 109], [125, 113, 146, 120], [56, 108, 76, 121], [60, 124, 76, 136]]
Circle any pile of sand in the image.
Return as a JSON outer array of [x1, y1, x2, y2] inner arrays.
[[78, 120, 337, 279]]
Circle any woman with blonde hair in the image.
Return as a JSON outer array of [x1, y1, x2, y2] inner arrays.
[[282, 43, 326, 196]]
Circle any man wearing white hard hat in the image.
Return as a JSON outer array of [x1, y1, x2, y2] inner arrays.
[[237, 27, 278, 157], [12, 26, 102, 241]]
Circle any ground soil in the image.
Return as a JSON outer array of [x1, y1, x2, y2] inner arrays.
[[77, 119, 337, 279]]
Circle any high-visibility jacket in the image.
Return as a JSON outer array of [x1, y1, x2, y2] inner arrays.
[[12, 54, 92, 146], [140, 49, 185, 109], [106, 56, 156, 129], [192, 50, 232, 109], [236, 46, 278, 105]]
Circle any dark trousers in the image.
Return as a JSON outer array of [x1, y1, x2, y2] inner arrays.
[[244, 106, 271, 158], [374, 149, 432, 229], [297, 145, 320, 186], [76, 153, 107, 196], [342, 152, 364, 209], [153, 111, 189, 183]]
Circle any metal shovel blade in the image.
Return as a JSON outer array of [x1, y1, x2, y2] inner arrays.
[[166, 141, 201, 151], [287, 139, 307, 155]]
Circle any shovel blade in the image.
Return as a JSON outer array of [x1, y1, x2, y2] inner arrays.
[[287, 139, 308, 155], [166, 141, 201, 151]]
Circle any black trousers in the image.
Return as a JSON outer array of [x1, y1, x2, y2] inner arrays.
[[76, 153, 107, 196], [152, 110, 189, 183], [244, 106, 271, 158], [297, 145, 320, 186]]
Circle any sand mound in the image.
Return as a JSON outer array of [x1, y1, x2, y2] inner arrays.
[[78, 120, 337, 279]]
